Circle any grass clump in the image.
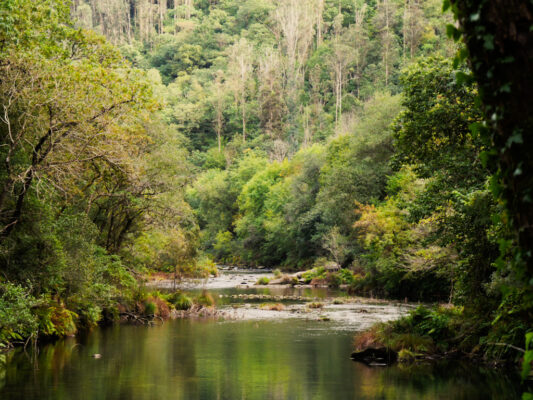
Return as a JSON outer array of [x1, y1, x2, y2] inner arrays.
[[143, 301, 157, 316], [256, 277, 270, 285], [167, 292, 193, 310], [307, 302, 324, 309], [196, 290, 215, 307]]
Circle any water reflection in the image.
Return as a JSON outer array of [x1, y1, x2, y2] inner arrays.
[[0, 319, 525, 400]]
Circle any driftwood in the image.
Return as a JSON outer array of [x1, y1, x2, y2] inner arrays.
[[120, 312, 164, 325]]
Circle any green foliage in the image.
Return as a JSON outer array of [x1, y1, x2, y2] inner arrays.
[[256, 277, 270, 285], [0, 283, 38, 345], [522, 332, 533, 381], [166, 292, 193, 311], [302, 267, 327, 284], [37, 303, 78, 338], [377, 306, 463, 353]]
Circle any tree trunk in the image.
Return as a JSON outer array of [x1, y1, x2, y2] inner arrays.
[[451, 0, 533, 271]]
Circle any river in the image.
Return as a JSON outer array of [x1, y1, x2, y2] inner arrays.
[[0, 270, 525, 399]]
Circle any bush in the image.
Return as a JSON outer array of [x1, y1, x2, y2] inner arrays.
[[339, 268, 356, 284], [75, 304, 102, 329], [355, 306, 464, 356], [0, 283, 38, 344], [326, 272, 342, 288], [302, 267, 326, 283]]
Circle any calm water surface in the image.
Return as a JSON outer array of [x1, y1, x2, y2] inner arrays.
[[0, 317, 524, 400]]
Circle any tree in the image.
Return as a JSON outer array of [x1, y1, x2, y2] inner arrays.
[[0, 3, 154, 238], [273, 0, 315, 107], [350, 0, 369, 98], [258, 48, 287, 141], [447, 1, 533, 276], [227, 38, 255, 143], [211, 70, 227, 152], [402, 0, 424, 58], [374, 0, 400, 86]]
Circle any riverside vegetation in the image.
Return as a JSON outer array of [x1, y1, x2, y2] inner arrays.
[[0, 0, 531, 384]]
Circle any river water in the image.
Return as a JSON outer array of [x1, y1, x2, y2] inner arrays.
[[0, 271, 526, 399]]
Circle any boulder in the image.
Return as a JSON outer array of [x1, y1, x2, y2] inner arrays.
[[324, 262, 340, 271], [350, 347, 397, 365]]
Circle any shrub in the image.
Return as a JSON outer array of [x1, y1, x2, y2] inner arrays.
[[76, 304, 102, 329], [326, 272, 342, 288], [339, 268, 356, 284], [0, 283, 38, 344], [273, 269, 282, 278], [302, 267, 326, 284], [354, 306, 464, 356]]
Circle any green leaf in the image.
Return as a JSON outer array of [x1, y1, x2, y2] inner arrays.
[[483, 34, 495, 50], [526, 332, 533, 351], [470, 12, 480, 22], [506, 132, 523, 148]]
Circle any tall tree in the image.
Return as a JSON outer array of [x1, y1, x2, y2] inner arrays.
[[227, 38, 255, 143], [448, 0, 533, 309], [402, 0, 424, 58], [374, 0, 399, 86], [211, 70, 227, 152], [273, 0, 315, 106]]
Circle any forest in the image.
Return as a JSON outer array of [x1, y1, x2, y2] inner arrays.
[[0, 0, 532, 388]]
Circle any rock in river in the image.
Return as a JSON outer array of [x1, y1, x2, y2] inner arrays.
[[350, 347, 397, 366]]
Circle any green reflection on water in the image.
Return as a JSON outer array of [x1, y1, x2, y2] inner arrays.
[[0, 318, 524, 400]]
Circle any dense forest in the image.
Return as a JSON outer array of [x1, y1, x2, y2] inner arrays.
[[0, 0, 531, 377]]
